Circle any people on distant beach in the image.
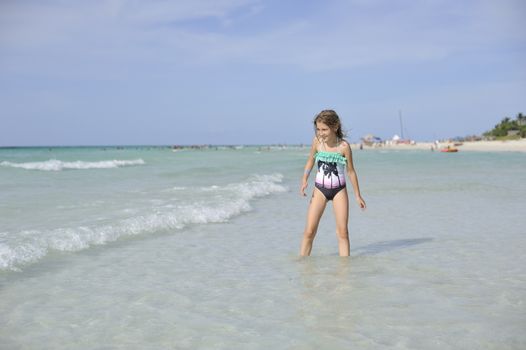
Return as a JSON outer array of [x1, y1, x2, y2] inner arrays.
[[299, 110, 366, 256]]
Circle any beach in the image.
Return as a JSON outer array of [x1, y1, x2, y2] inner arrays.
[[357, 139, 526, 152], [1, 146, 525, 349]]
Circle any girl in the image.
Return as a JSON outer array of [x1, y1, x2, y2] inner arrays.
[[300, 110, 366, 256]]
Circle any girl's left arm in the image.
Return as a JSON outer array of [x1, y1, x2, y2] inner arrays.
[[343, 142, 366, 209]]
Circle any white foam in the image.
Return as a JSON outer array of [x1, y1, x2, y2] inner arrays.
[[0, 173, 287, 271], [0, 159, 145, 171]]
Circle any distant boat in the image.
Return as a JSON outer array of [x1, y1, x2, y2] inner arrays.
[[441, 146, 458, 153]]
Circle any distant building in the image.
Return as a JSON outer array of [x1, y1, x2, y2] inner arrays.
[[391, 134, 412, 144], [361, 134, 382, 146]]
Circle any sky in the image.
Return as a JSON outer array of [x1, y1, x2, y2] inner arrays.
[[0, 0, 525, 146]]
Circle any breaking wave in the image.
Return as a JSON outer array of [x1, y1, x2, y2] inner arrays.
[[0, 159, 145, 171], [0, 173, 287, 271]]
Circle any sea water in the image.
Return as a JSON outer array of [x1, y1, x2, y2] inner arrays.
[[0, 146, 525, 349]]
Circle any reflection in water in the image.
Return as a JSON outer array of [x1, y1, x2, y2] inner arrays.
[[354, 238, 433, 256], [292, 238, 433, 346], [295, 258, 356, 347]]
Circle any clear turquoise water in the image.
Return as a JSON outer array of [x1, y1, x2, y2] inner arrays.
[[1, 146, 525, 349]]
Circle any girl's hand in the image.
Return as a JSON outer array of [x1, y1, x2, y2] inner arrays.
[[300, 181, 308, 196], [356, 196, 366, 210]]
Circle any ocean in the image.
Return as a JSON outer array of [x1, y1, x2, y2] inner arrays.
[[0, 146, 525, 349]]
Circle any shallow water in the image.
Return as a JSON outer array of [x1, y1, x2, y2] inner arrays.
[[1, 147, 525, 349]]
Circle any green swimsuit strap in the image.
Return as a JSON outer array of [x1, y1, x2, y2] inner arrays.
[[314, 151, 347, 165]]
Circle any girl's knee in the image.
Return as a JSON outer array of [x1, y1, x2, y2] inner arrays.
[[303, 229, 317, 240], [336, 228, 348, 239]]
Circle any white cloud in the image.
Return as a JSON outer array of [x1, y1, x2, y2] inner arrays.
[[0, 0, 524, 76], [115, 0, 525, 71], [0, 0, 259, 48]]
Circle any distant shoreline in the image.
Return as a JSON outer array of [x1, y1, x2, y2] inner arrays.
[[1, 139, 525, 152], [352, 139, 526, 152]]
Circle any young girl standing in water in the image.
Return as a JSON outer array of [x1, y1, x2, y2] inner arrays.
[[300, 110, 366, 256]]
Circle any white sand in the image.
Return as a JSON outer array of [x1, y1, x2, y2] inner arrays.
[[352, 139, 526, 152], [456, 139, 526, 152]]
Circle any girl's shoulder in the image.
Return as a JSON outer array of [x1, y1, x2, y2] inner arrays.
[[339, 139, 351, 149], [339, 139, 349, 147], [339, 139, 353, 155]]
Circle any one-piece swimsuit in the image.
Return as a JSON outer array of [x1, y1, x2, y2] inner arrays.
[[314, 141, 347, 201]]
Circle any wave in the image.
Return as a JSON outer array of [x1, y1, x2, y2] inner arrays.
[[0, 159, 145, 171], [0, 173, 287, 271]]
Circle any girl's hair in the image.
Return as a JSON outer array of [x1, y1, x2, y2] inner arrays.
[[313, 110, 346, 139]]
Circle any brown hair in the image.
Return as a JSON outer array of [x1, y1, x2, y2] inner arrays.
[[313, 109, 346, 140]]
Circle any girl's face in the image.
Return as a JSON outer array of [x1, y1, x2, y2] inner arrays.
[[316, 121, 335, 141]]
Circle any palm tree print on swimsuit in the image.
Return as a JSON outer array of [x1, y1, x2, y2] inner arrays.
[[316, 160, 345, 189]]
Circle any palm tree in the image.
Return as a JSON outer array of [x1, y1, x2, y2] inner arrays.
[[318, 161, 342, 187]]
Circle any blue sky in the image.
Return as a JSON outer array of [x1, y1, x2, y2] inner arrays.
[[1, 0, 525, 146]]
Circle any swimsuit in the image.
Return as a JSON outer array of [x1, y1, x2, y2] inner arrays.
[[314, 144, 347, 201]]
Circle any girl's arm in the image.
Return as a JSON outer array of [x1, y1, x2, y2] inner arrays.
[[300, 137, 318, 196], [343, 142, 366, 209]]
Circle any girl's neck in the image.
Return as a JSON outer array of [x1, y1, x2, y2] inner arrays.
[[323, 136, 340, 148]]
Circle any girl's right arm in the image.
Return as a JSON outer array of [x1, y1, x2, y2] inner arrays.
[[300, 137, 318, 196]]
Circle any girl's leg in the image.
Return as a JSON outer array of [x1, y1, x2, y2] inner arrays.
[[332, 188, 350, 256], [300, 188, 328, 256]]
